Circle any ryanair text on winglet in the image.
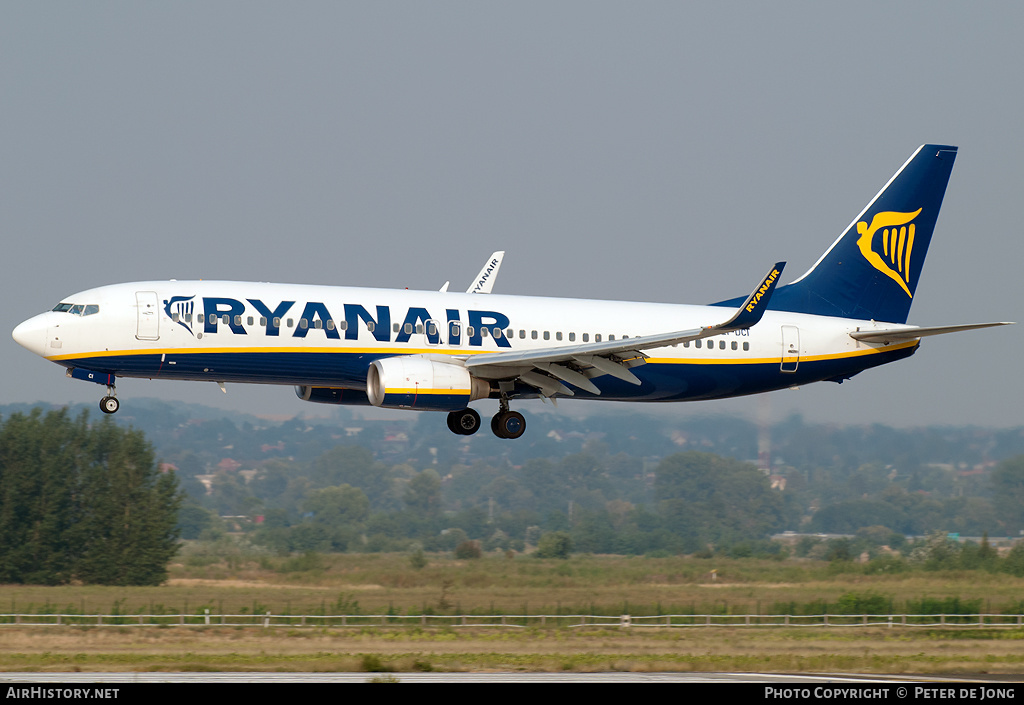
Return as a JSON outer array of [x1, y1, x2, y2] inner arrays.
[[470, 258, 501, 294], [745, 268, 781, 313]]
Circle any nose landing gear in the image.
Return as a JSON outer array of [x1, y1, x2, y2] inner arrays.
[[99, 385, 119, 414], [66, 369, 120, 415]]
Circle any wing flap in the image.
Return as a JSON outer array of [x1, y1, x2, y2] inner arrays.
[[574, 355, 642, 385], [519, 370, 573, 397], [536, 362, 602, 395]]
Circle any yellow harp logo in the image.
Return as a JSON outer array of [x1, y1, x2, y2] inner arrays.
[[856, 208, 922, 297]]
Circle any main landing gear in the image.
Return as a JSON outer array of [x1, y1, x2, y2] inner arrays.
[[491, 394, 526, 439], [99, 385, 119, 414], [446, 407, 481, 435], [446, 395, 527, 439]]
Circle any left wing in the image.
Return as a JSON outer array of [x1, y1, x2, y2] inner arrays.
[[462, 262, 785, 397]]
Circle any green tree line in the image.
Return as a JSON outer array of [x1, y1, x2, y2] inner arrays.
[[188, 446, 792, 556], [0, 409, 181, 585], [187, 438, 1024, 558]]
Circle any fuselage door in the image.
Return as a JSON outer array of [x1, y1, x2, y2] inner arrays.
[[136, 291, 160, 341], [425, 319, 442, 346], [781, 325, 799, 373]]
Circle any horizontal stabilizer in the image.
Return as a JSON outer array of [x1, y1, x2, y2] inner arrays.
[[850, 321, 1014, 344]]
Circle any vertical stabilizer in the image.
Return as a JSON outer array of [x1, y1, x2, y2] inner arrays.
[[717, 145, 957, 324]]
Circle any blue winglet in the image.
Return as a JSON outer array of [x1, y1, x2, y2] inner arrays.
[[712, 262, 786, 332]]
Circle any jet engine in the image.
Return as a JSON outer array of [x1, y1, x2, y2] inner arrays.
[[367, 356, 489, 411]]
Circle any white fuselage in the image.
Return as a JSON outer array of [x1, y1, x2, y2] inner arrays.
[[13, 280, 917, 403]]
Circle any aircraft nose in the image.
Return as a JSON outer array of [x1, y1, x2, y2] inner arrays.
[[12, 314, 49, 357]]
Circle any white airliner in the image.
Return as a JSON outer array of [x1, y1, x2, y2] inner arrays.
[[12, 145, 1011, 439]]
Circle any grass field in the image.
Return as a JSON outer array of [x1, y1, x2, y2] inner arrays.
[[3, 552, 1024, 674]]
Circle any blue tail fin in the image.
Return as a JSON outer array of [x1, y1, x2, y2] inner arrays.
[[717, 145, 957, 324]]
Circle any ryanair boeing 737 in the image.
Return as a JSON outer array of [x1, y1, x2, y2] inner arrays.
[[12, 145, 1012, 439]]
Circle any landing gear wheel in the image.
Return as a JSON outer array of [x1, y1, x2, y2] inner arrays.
[[99, 396, 120, 414], [491, 410, 526, 439], [447, 408, 481, 435]]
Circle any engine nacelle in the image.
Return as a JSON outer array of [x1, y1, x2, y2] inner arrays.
[[295, 386, 373, 406], [367, 356, 489, 411]]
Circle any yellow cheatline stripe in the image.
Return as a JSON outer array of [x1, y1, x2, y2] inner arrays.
[[645, 340, 919, 365], [387, 388, 471, 396], [46, 345, 486, 362], [47, 339, 918, 366]]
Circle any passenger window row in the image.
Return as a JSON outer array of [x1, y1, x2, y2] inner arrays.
[[513, 329, 626, 343], [172, 312, 355, 331], [166, 312, 752, 352], [682, 339, 750, 351]]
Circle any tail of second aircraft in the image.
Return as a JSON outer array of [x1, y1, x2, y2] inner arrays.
[[717, 144, 958, 324]]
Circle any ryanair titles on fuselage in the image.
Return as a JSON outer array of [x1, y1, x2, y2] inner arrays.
[[163, 295, 513, 348]]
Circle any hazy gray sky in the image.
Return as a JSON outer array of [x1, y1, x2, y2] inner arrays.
[[3, 2, 1021, 427]]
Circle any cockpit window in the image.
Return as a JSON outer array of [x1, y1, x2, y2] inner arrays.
[[52, 303, 100, 316]]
